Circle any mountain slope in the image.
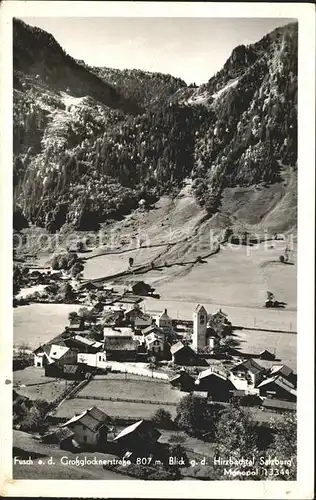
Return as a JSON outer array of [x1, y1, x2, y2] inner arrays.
[[13, 19, 297, 235]]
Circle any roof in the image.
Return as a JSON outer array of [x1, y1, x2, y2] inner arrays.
[[169, 371, 195, 383], [143, 325, 165, 336], [231, 358, 265, 375], [270, 364, 293, 378], [170, 341, 185, 354], [103, 327, 133, 337], [198, 367, 227, 381], [113, 420, 146, 441], [73, 335, 102, 349], [212, 309, 228, 318], [262, 399, 297, 411], [195, 304, 207, 314], [54, 427, 75, 442], [62, 407, 110, 433], [33, 332, 67, 354], [49, 344, 70, 360], [258, 375, 297, 396]]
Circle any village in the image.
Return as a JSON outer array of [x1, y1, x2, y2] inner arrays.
[[13, 252, 297, 480]]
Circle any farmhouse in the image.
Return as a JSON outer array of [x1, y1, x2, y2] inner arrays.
[[77, 351, 107, 371], [65, 335, 103, 353], [61, 406, 110, 448], [170, 341, 208, 367], [49, 344, 78, 365], [257, 375, 297, 401], [229, 359, 266, 389], [195, 367, 235, 401], [169, 369, 195, 392], [145, 331, 165, 355], [42, 427, 76, 450], [33, 333, 69, 367], [113, 420, 161, 452], [44, 361, 86, 380], [269, 364, 296, 386], [142, 324, 166, 339], [104, 337, 138, 361]]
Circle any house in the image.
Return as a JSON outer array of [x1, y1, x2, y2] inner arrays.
[[42, 427, 76, 450], [195, 367, 235, 401], [49, 344, 78, 365], [104, 337, 137, 361], [65, 335, 103, 353], [145, 331, 165, 355], [77, 351, 107, 371], [259, 350, 276, 361], [44, 361, 86, 380], [33, 349, 52, 368], [126, 309, 152, 329], [169, 369, 195, 392], [207, 309, 232, 337], [170, 342, 208, 367], [269, 364, 296, 386], [261, 399, 296, 413], [257, 375, 297, 401], [113, 420, 161, 452], [229, 390, 262, 406], [155, 309, 173, 335], [229, 359, 266, 389], [61, 406, 110, 448]]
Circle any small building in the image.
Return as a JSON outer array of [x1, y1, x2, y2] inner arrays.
[[44, 361, 86, 380], [170, 341, 208, 367], [49, 344, 78, 365], [66, 335, 103, 354], [77, 351, 107, 371], [259, 350, 276, 361], [61, 406, 110, 448], [229, 359, 266, 389], [261, 399, 296, 413], [269, 364, 296, 386], [42, 427, 76, 450], [195, 367, 235, 401], [145, 331, 165, 355], [155, 309, 173, 335], [113, 420, 161, 452], [104, 337, 137, 361], [257, 375, 297, 402], [169, 369, 195, 392]]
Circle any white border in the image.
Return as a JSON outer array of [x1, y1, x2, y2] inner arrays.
[[1, 2, 315, 498]]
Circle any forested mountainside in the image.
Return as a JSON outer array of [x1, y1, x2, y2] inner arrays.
[[13, 18, 297, 232]]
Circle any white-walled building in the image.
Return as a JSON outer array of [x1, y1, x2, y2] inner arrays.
[[61, 406, 110, 447], [77, 351, 107, 370], [154, 309, 173, 335]]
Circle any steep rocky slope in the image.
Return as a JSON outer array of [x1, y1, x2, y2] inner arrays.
[[13, 19, 297, 235]]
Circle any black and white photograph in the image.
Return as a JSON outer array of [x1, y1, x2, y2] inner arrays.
[[0, 2, 314, 498]]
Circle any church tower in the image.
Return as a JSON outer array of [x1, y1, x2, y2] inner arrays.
[[192, 304, 207, 351]]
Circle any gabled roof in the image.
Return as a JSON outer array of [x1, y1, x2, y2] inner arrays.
[[62, 406, 110, 433], [72, 335, 102, 349], [231, 358, 265, 375], [197, 367, 227, 381], [258, 375, 296, 396], [49, 344, 70, 360], [143, 325, 165, 336], [194, 304, 207, 314], [270, 364, 293, 378], [113, 420, 144, 440]]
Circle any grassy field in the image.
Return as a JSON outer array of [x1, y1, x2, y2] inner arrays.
[[54, 397, 178, 420], [13, 430, 134, 480], [13, 303, 81, 349], [13, 367, 69, 402], [77, 377, 183, 404]]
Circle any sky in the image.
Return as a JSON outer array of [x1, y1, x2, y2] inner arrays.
[[20, 17, 295, 85]]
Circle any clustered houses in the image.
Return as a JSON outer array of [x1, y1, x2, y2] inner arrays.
[[42, 405, 161, 457], [31, 288, 297, 414]]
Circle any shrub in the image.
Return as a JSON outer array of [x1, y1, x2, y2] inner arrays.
[[151, 408, 174, 429]]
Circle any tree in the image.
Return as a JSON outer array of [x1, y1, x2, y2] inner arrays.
[[266, 413, 297, 480], [70, 261, 84, 277], [68, 311, 79, 324], [176, 394, 212, 436], [279, 255, 285, 263], [214, 404, 259, 459], [151, 408, 174, 429]]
